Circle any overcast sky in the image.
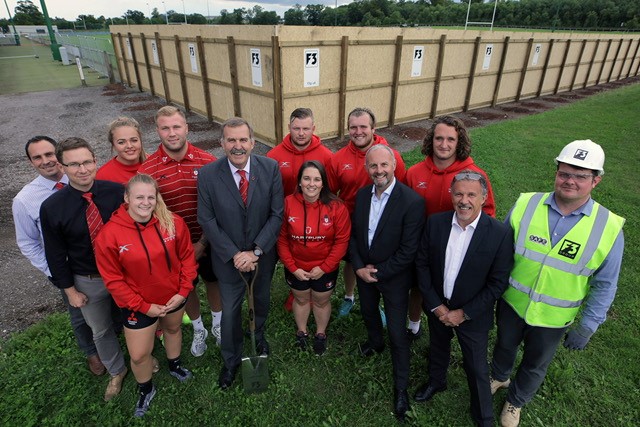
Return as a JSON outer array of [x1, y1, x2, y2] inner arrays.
[[1, 0, 349, 21]]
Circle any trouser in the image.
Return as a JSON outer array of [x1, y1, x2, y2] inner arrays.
[[490, 299, 567, 407], [73, 275, 126, 376], [59, 288, 96, 357]]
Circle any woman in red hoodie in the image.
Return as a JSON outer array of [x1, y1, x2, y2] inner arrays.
[[277, 161, 351, 355], [96, 116, 147, 184], [95, 173, 197, 417]]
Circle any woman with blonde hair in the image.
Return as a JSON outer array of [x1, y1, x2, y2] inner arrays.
[[96, 116, 147, 184], [95, 174, 196, 417]]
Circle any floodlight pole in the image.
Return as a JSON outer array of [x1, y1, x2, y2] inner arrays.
[[464, 0, 471, 30], [490, 0, 498, 31], [182, 0, 187, 24], [39, 0, 61, 60], [162, 1, 169, 24], [3, 0, 20, 45]]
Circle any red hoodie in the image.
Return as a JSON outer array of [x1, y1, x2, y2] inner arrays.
[[327, 135, 406, 214], [95, 204, 197, 314], [277, 192, 351, 273], [404, 156, 496, 217], [267, 134, 333, 197]]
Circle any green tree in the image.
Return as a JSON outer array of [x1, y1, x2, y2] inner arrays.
[[304, 4, 325, 25], [189, 13, 207, 24], [284, 5, 306, 25], [13, 0, 44, 25], [124, 10, 146, 24]]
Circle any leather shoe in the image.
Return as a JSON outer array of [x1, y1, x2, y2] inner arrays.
[[104, 367, 128, 402], [218, 365, 238, 390], [406, 326, 423, 342], [256, 339, 270, 356], [394, 389, 410, 421], [414, 381, 447, 403], [358, 341, 385, 357], [87, 354, 106, 376]]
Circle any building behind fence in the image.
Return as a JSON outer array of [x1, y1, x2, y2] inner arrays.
[[109, 25, 640, 146]]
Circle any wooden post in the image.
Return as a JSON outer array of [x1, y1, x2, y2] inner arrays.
[[515, 38, 533, 102], [227, 36, 241, 117], [635, 39, 640, 76], [338, 36, 349, 139], [174, 35, 190, 112], [464, 36, 482, 111], [127, 32, 142, 92], [155, 32, 170, 103], [536, 39, 554, 97], [627, 39, 640, 79], [271, 35, 283, 144], [140, 33, 155, 97], [388, 35, 403, 127], [430, 34, 447, 118], [585, 39, 600, 89], [607, 38, 624, 82], [117, 32, 131, 87], [554, 39, 571, 94], [197, 36, 212, 121], [596, 39, 612, 85], [110, 33, 123, 84], [102, 50, 115, 84], [569, 39, 587, 92], [492, 36, 510, 107]]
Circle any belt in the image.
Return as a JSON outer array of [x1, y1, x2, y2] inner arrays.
[[80, 273, 102, 280]]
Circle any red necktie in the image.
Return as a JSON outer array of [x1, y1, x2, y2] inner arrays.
[[54, 182, 66, 190], [82, 192, 104, 246], [237, 170, 248, 205]]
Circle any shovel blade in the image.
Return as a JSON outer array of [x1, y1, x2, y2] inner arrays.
[[241, 355, 269, 394]]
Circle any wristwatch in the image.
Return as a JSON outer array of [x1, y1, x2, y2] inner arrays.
[[253, 246, 263, 257]]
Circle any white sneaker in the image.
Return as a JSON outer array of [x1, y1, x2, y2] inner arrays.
[[490, 376, 511, 395], [190, 328, 208, 357], [211, 324, 222, 346], [500, 401, 521, 427]]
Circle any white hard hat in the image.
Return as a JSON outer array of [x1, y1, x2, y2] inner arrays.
[[555, 139, 605, 176]]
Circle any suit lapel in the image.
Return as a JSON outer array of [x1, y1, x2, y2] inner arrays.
[[246, 156, 256, 207], [455, 212, 489, 283], [370, 183, 400, 249], [439, 212, 454, 276], [219, 159, 245, 208]]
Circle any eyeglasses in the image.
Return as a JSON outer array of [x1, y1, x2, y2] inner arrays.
[[556, 171, 594, 183], [454, 171, 483, 181], [61, 159, 96, 170]]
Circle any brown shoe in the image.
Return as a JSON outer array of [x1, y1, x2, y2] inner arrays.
[[87, 354, 106, 376], [104, 367, 128, 402]]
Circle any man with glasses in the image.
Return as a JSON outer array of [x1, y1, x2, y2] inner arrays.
[[490, 140, 625, 427], [40, 137, 128, 402], [414, 170, 513, 427]]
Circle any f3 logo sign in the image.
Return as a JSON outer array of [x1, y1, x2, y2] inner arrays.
[[252, 52, 260, 66], [558, 239, 581, 260], [305, 50, 319, 67], [486, 46, 492, 55], [414, 49, 423, 59]]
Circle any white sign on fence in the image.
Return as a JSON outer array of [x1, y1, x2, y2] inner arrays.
[[411, 46, 424, 77], [482, 44, 493, 70], [251, 48, 263, 87], [532, 44, 542, 66], [304, 48, 320, 87], [188, 43, 198, 73], [125, 38, 132, 59], [151, 41, 159, 65]]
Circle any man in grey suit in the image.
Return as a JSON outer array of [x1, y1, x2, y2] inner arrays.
[[198, 117, 284, 389]]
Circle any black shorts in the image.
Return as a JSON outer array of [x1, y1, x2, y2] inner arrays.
[[285, 269, 338, 293], [121, 300, 187, 330], [196, 244, 217, 284]]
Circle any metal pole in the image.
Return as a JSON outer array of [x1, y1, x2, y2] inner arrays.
[[182, 0, 187, 24], [207, 0, 210, 24], [335, 0, 338, 26], [465, 0, 472, 30], [163, 1, 169, 24], [39, 0, 61, 60], [491, 0, 498, 31], [3, 0, 20, 45]]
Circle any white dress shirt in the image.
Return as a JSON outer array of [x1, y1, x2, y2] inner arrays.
[[368, 178, 396, 247], [228, 158, 252, 189], [443, 212, 481, 300]]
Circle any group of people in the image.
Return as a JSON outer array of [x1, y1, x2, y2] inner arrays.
[[12, 105, 624, 426]]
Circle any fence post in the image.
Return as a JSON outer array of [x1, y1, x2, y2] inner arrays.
[[492, 36, 510, 107], [140, 33, 155, 97], [102, 50, 115, 84], [174, 35, 190, 112], [516, 38, 534, 102], [596, 39, 612, 85], [196, 36, 212, 122], [117, 32, 132, 87], [635, 39, 640, 76], [570, 39, 587, 92], [464, 36, 482, 111], [585, 39, 600, 89], [272, 35, 283, 145], [536, 39, 554, 97], [227, 36, 241, 117], [155, 32, 171, 104], [388, 35, 403, 127], [617, 39, 633, 81], [607, 38, 623, 82], [110, 34, 123, 84], [554, 39, 571, 94], [128, 32, 142, 92], [430, 34, 447, 118], [627, 39, 640, 78], [338, 36, 349, 139]]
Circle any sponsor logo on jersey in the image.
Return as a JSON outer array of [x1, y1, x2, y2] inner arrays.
[[528, 235, 548, 245], [342, 164, 353, 171], [119, 244, 132, 254], [558, 239, 581, 259], [280, 161, 291, 168]]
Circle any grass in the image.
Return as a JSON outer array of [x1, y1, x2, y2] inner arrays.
[[1, 83, 640, 425], [0, 39, 106, 95]]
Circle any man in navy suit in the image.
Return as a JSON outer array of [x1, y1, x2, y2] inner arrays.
[[197, 117, 284, 390], [350, 144, 425, 421], [413, 170, 513, 426]]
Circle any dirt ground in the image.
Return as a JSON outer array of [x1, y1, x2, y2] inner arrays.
[[1, 76, 638, 341]]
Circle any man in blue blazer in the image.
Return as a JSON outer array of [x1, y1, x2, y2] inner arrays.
[[414, 170, 513, 426], [198, 117, 284, 389], [350, 144, 425, 421]]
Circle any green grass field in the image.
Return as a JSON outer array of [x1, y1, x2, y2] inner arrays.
[[1, 83, 639, 425], [0, 39, 106, 95]]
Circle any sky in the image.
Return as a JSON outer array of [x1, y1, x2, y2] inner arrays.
[[1, 0, 348, 21]]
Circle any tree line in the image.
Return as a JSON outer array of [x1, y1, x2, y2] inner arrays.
[[2, 0, 639, 32]]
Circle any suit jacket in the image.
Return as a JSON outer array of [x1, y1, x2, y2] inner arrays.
[[197, 155, 284, 283], [350, 181, 425, 284], [416, 211, 514, 331]]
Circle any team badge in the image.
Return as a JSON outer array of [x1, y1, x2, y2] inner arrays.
[[558, 239, 581, 259]]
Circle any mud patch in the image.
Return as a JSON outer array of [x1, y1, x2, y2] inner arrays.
[[544, 97, 571, 103], [499, 106, 534, 114]]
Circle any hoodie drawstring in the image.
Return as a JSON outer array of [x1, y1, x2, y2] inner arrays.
[[133, 222, 172, 274]]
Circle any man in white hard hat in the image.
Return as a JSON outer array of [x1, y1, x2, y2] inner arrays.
[[490, 140, 625, 427]]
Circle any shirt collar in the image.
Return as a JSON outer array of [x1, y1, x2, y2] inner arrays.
[[158, 142, 195, 164], [546, 192, 594, 216], [370, 177, 396, 198], [228, 157, 251, 176], [452, 210, 481, 231], [35, 173, 68, 190]]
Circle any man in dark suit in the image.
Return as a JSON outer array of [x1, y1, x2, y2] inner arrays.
[[197, 117, 284, 389], [414, 170, 513, 427], [350, 144, 425, 421]]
